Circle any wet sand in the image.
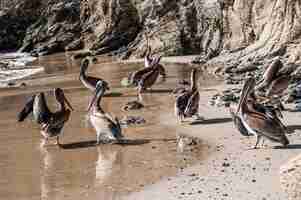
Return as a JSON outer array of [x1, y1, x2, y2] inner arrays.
[[0, 53, 219, 200]]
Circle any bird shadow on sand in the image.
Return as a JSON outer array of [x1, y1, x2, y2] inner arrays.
[[286, 125, 301, 134], [143, 89, 173, 94], [273, 144, 301, 149], [60, 139, 150, 149], [104, 92, 123, 97], [190, 117, 232, 125], [59, 138, 176, 150]]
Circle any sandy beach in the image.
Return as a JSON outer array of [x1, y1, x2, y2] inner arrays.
[[123, 84, 301, 200], [0, 53, 300, 200]]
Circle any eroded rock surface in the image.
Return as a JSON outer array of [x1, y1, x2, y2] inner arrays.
[[0, 0, 300, 65], [20, 0, 81, 55]]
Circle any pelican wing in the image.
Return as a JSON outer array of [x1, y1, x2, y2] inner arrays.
[[184, 91, 199, 117], [256, 59, 282, 90], [17, 95, 36, 122], [175, 91, 191, 116], [33, 93, 51, 124], [245, 112, 288, 144], [111, 117, 123, 139], [229, 109, 252, 136], [139, 68, 160, 89], [263, 59, 283, 84], [101, 113, 124, 140], [43, 110, 71, 136], [130, 67, 153, 86], [266, 75, 290, 96]]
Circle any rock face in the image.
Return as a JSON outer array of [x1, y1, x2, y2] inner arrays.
[[81, 0, 140, 56], [0, 0, 300, 65], [0, 0, 41, 50], [280, 154, 301, 200], [19, 0, 81, 55]]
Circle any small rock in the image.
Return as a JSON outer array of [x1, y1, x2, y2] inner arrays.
[[122, 100, 144, 111], [222, 162, 230, 167]]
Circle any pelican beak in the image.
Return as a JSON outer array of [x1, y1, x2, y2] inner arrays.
[[63, 94, 74, 111], [236, 78, 255, 115], [87, 95, 96, 112], [87, 84, 104, 112]]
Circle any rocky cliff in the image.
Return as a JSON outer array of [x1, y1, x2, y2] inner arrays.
[[0, 0, 300, 66]]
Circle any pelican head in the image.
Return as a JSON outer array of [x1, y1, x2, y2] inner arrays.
[[88, 80, 110, 111], [54, 88, 74, 111]]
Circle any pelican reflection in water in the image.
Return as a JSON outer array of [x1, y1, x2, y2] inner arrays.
[[88, 80, 124, 144], [17, 88, 73, 146]]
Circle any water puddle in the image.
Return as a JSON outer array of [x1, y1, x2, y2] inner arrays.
[[0, 53, 220, 200]]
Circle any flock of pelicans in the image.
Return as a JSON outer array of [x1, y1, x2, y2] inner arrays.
[[16, 48, 297, 149]]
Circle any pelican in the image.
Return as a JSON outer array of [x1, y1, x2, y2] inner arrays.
[[143, 41, 166, 77], [17, 88, 73, 146], [229, 88, 285, 137], [175, 68, 200, 122], [79, 57, 109, 91], [237, 78, 289, 149], [137, 56, 162, 93], [88, 80, 124, 144], [256, 58, 296, 99]]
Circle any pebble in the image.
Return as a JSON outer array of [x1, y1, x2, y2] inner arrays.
[[222, 162, 230, 167], [120, 116, 146, 126]]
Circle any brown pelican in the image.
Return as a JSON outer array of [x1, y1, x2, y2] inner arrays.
[[229, 87, 285, 137], [130, 55, 166, 87], [130, 64, 155, 86], [175, 69, 200, 122], [17, 88, 73, 146], [256, 58, 296, 98], [137, 56, 162, 93], [88, 80, 124, 144], [144, 44, 166, 78], [237, 78, 289, 149], [80, 57, 109, 91]]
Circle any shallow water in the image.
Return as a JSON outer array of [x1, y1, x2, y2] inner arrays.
[[0, 53, 219, 200]]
